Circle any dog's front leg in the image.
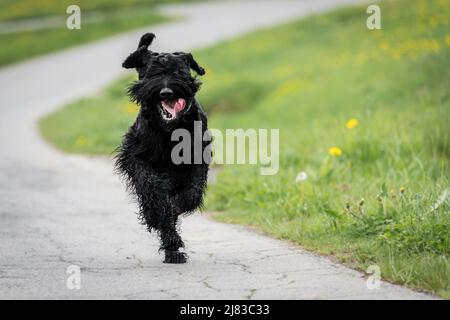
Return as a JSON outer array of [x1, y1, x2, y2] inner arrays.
[[159, 213, 187, 264], [130, 163, 187, 263]]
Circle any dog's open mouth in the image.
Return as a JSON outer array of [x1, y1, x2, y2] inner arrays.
[[160, 98, 186, 121]]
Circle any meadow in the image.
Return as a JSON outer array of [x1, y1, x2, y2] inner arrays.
[[40, 0, 449, 297]]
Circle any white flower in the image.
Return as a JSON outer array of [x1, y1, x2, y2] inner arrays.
[[295, 171, 308, 183]]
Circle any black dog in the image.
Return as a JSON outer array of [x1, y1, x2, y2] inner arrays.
[[115, 33, 210, 263]]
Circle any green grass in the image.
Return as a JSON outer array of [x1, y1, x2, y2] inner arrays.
[[40, 0, 450, 297]]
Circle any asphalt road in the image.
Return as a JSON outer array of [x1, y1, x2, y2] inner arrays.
[[0, 0, 434, 299]]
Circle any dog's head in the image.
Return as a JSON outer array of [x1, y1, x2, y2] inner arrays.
[[123, 33, 205, 129]]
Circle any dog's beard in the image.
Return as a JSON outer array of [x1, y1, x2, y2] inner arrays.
[[160, 98, 187, 121], [128, 77, 199, 129]]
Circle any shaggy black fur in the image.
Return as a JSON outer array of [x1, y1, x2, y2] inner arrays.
[[115, 33, 210, 263]]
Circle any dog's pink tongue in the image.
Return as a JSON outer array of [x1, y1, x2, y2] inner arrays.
[[174, 98, 186, 113]]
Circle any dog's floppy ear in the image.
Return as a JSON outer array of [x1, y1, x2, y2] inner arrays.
[[122, 33, 155, 69], [122, 46, 149, 69], [184, 53, 205, 76]]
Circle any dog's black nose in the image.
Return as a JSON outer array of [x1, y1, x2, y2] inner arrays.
[[160, 87, 174, 100]]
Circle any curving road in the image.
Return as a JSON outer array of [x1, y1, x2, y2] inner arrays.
[[0, 0, 434, 299]]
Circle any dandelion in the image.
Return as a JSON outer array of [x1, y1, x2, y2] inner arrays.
[[400, 186, 405, 194], [328, 147, 342, 157], [346, 118, 359, 129], [295, 171, 308, 183]]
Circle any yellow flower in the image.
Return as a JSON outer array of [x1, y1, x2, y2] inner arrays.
[[328, 147, 342, 157], [346, 118, 359, 129]]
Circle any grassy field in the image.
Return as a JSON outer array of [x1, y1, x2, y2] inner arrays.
[[40, 0, 449, 297], [0, 0, 189, 67]]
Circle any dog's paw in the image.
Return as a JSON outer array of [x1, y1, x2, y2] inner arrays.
[[164, 250, 187, 264]]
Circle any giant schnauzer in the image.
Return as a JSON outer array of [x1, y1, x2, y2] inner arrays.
[[115, 33, 210, 263]]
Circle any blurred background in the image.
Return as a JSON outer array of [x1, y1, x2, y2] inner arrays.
[[0, 0, 449, 298], [0, 0, 181, 66]]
